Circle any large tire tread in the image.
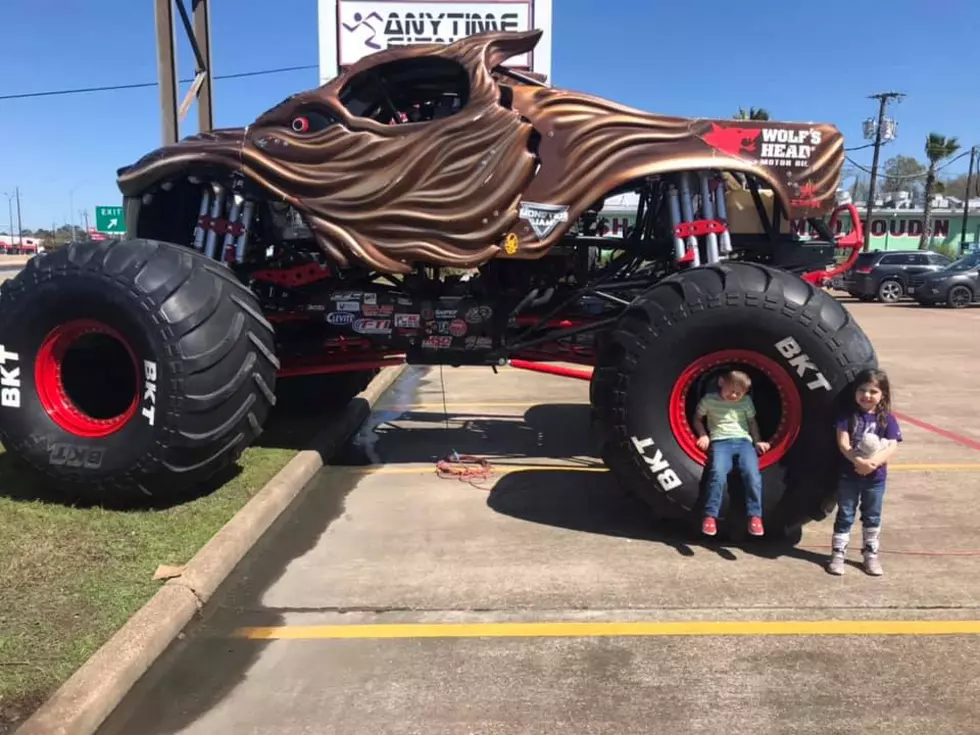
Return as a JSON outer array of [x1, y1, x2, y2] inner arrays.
[[0, 238, 279, 502], [591, 262, 877, 535]]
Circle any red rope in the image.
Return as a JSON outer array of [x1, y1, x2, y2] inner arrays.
[[435, 452, 495, 485]]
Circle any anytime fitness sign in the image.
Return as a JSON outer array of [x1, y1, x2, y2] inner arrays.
[[337, 1, 533, 67]]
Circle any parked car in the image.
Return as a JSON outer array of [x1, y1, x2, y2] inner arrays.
[[909, 251, 980, 308], [839, 249, 953, 303]]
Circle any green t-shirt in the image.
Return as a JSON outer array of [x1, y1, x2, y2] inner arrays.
[[696, 392, 756, 441]]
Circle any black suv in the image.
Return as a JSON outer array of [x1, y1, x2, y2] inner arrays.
[[910, 251, 980, 308], [839, 250, 953, 303]]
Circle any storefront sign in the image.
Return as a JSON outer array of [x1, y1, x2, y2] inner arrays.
[[338, 1, 532, 67]]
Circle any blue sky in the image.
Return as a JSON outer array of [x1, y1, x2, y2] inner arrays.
[[1, 0, 977, 231]]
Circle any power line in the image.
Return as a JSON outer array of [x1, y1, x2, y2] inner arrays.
[[846, 148, 973, 180], [0, 64, 318, 101]]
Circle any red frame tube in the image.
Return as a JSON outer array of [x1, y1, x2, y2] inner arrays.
[[508, 359, 593, 381], [801, 202, 865, 286]]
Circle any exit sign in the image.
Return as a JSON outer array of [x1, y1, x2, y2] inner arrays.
[[95, 206, 125, 235]]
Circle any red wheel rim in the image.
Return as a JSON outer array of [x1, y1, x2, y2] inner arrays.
[[34, 319, 141, 439], [668, 349, 802, 470]]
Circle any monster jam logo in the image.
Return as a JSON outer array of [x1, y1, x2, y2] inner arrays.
[[519, 201, 570, 239]]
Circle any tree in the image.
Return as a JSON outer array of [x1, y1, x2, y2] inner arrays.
[[733, 107, 770, 121], [919, 133, 961, 249], [939, 172, 978, 201], [880, 155, 926, 197]]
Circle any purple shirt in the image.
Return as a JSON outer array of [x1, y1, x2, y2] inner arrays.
[[836, 411, 903, 482]]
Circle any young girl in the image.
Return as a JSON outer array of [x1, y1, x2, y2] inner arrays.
[[828, 368, 902, 576]]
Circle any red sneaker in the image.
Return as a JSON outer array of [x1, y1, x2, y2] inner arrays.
[[702, 517, 718, 536], [748, 516, 764, 536]]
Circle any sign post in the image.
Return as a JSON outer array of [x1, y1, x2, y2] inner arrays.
[[95, 206, 126, 236]]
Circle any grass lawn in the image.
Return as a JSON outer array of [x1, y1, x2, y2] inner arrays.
[[0, 443, 298, 733]]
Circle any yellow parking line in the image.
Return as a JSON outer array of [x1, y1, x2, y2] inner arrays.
[[234, 619, 980, 640], [336, 463, 980, 476]]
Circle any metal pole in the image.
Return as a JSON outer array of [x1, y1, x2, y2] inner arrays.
[[70, 190, 76, 241], [15, 187, 23, 247], [960, 146, 976, 252], [862, 91, 905, 251], [155, 0, 179, 145], [193, 0, 214, 133], [5, 195, 13, 246]]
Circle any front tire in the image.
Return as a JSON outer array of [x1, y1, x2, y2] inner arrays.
[[947, 284, 974, 309], [0, 239, 279, 505], [591, 262, 877, 540]]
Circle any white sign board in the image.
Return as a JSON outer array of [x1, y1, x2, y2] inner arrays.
[[319, 0, 552, 84]]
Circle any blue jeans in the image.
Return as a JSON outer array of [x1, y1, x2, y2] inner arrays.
[[703, 438, 763, 518], [833, 475, 886, 533]]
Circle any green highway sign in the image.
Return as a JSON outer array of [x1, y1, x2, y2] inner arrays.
[[95, 206, 125, 234]]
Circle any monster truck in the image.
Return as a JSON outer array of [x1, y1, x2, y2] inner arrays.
[[0, 30, 874, 537]]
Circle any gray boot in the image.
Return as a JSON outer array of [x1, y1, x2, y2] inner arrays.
[[862, 526, 883, 576], [828, 532, 849, 575]]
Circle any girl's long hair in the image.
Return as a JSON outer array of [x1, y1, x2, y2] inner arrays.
[[848, 368, 892, 432]]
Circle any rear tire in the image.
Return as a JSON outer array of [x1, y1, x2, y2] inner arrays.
[[876, 278, 903, 303], [0, 239, 279, 505], [591, 262, 877, 541]]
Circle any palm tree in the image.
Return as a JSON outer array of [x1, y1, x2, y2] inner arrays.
[[734, 107, 770, 121], [919, 133, 961, 249]]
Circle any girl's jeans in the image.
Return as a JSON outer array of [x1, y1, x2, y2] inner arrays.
[[833, 475, 886, 533], [703, 438, 763, 518]]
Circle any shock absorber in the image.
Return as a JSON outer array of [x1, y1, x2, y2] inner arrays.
[[191, 182, 254, 264]]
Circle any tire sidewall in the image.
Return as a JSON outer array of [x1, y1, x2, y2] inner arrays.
[[616, 304, 848, 522], [0, 274, 169, 479]]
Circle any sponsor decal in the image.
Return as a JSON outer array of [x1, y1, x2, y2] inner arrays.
[[362, 304, 393, 317], [435, 309, 458, 320], [394, 313, 420, 328], [701, 123, 822, 170], [353, 318, 392, 335], [396, 296, 413, 306], [630, 436, 682, 492], [363, 292, 378, 305], [326, 311, 356, 326], [503, 232, 519, 255], [422, 335, 452, 349], [336, 301, 361, 312], [464, 305, 493, 324], [775, 337, 831, 391], [49, 443, 105, 469], [306, 303, 326, 312], [465, 336, 493, 349], [519, 201, 570, 239], [449, 319, 468, 337], [142, 360, 158, 426], [421, 307, 434, 320], [330, 291, 361, 301], [0, 344, 21, 408]]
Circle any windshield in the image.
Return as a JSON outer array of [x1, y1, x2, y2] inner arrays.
[[944, 252, 980, 272]]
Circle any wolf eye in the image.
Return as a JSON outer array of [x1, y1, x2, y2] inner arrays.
[[290, 110, 338, 134]]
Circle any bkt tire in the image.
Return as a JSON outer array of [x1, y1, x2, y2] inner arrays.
[[0, 239, 279, 505], [591, 262, 877, 540]]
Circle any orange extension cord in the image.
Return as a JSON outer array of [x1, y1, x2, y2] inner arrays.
[[435, 451, 495, 485]]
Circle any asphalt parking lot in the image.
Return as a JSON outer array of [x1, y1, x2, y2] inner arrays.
[[97, 299, 980, 735]]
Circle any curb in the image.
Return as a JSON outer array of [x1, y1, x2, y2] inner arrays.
[[16, 364, 409, 735]]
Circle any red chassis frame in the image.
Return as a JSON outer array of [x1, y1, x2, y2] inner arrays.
[[272, 202, 864, 384]]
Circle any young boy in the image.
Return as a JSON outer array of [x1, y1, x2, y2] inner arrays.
[[693, 369, 771, 537]]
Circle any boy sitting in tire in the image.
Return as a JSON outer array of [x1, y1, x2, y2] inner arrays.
[[693, 370, 771, 537]]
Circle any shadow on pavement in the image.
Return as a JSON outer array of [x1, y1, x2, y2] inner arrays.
[[333, 402, 599, 466], [487, 467, 831, 569]]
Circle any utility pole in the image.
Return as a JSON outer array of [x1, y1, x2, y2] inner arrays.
[[3, 192, 13, 247], [82, 209, 90, 238], [15, 187, 23, 247], [960, 145, 977, 253], [862, 91, 905, 251]]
